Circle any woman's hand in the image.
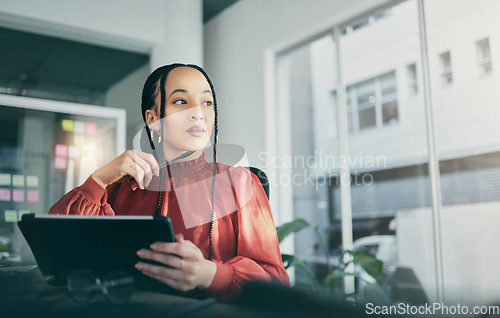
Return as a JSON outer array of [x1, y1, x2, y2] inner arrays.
[[91, 150, 159, 190], [135, 234, 217, 292]]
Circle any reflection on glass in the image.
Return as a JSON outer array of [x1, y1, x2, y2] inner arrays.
[[67, 269, 134, 304]]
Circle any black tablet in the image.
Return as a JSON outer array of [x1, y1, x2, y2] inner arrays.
[[17, 213, 176, 286]]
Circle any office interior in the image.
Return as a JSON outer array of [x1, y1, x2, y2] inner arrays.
[[1, 0, 499, 312]]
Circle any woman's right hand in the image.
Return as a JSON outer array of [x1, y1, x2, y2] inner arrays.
[[91, 150, 159, 190]]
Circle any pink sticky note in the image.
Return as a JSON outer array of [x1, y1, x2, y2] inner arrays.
[[0, 188, 10, 201], [55, 157, 67, 169], [12, 189, 24, 202], [27, 190, 39, 202], [55, 144, 68, 158], [85, 122, 97, 135]]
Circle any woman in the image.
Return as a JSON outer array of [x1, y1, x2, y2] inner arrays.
[[49, 63, 289, 303]]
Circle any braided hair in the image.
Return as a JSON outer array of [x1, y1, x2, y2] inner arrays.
[[141, 63, 218, 260]]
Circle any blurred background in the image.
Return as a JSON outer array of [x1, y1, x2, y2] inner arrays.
[[0, 0, 499, 308]]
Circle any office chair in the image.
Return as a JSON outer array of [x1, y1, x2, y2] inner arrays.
[[246, 167, 270, 200]]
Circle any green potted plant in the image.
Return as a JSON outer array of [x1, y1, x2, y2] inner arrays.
[[277, 219, 383, 299]]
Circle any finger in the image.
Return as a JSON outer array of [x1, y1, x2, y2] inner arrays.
[[132, 154, 154, 188], [123, 162, 144, 190], [173, 234, 197, 249], [135, 262, 184, 280], [149, 242, 191, 258], [135, 151, 160, 177], [136, 249, 184, 269], [175, 233, 184, 243]]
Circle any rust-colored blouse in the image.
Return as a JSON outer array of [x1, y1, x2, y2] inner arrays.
[[48, 153, 289, 302]]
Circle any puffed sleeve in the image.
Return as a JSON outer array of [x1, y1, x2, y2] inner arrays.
[[48, 176, 116, 216], [206, 167, 290, 302]]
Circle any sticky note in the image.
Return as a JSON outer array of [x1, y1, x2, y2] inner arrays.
[[0, 189, 10, 201], [55, 157, 67, 170], [26, 176, 39, 188], [62, 119, 74, 132], [18, 210, 31, 220], [27, 190, 39, 202], [68, 145, 80, 159], [74, 121, 85, 134], [4, 210, 17, 223], [12, 175, 25, 187], [55, 144, 68, 158], [12, 189, 24, 202], [74, 135, 85, 146], [85, 122, 97, 135], [0, 174, 10, 186]]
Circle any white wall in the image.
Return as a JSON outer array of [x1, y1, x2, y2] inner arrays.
[[105, 64, 151, 149], [204, 0, 392, 169], [0, 0, 164, 52]]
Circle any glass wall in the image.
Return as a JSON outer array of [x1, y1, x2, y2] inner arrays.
[[339, 0, 435, 303], [424, 0, 500, 306], [276, 0, 500, 306], [0, 96, 125, 266], [280, 34, 340, 286]]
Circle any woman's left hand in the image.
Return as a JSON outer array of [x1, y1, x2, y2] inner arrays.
[[135, 234, 217, 292]]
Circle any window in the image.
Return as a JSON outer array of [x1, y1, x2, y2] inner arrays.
[[439, 51, 453, 86], [276, 0, 500, 305], [342, 9, 392, 35], [345, 71, 398, 133], [477, 38, 492, 75], [407, 63, 418, 94]]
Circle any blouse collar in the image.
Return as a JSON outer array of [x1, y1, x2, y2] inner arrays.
[[166, 152, 212, 179]]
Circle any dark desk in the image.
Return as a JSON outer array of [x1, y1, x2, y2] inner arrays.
[[1, 265, 366, 318], [0, 265, 243, 318]]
